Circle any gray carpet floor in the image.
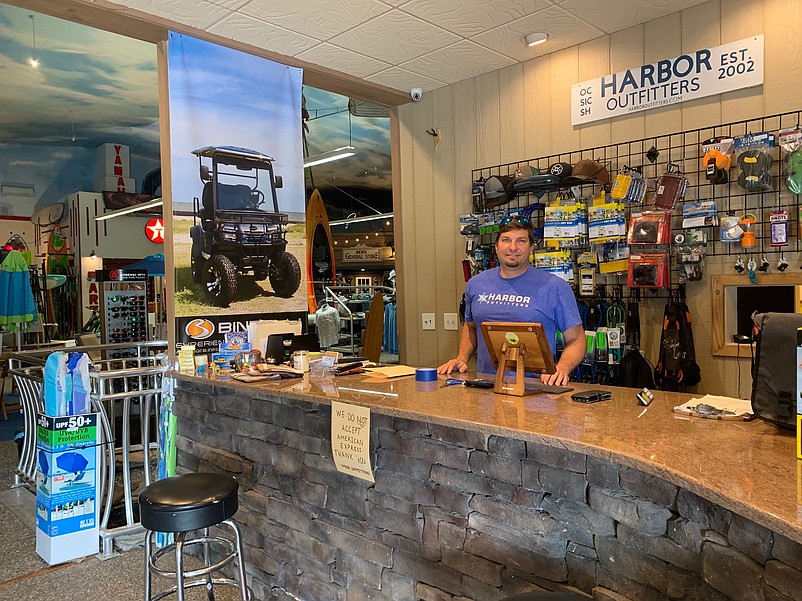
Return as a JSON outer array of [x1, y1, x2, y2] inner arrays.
[[0, 441, 246, 600]]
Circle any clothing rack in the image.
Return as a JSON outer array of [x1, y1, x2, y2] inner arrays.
[[320, 285, 396, 356]]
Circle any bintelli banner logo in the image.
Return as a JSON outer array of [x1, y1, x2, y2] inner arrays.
[[185, 319, 215, 340]]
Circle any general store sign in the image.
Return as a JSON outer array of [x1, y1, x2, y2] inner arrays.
[[571, 35, 763, 125], [342, 246, 382, 262]]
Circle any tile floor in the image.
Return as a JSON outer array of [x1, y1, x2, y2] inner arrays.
[[0, 441, 247, 600]]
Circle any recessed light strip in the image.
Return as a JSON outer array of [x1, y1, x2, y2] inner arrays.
[[303, 146, 357, 168], [94, 197, 163, 221]]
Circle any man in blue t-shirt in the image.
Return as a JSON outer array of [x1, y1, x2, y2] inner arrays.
[[437, 218, 585, 386]]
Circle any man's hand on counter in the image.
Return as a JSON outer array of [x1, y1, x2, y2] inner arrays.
[[541, 367, 571, 386], [437, 358, 469, 375]]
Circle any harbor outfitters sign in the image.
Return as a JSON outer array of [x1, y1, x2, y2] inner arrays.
[[571, 35, 763, 125]]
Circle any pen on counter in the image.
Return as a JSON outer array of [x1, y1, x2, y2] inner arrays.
[[637, 405, 649, 418]]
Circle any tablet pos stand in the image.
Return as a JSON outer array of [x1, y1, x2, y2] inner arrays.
[[480, 322, 556, 397]]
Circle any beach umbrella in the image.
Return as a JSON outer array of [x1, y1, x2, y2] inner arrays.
[[127, 253, 165, 276], [0, 249, 39, 352], [38, 450, 50, 485], [56, 451, 89, 483]]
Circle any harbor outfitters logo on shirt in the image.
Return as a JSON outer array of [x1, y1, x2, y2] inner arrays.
[[185, 318, 214, 340], [479, 293, 531, 307]]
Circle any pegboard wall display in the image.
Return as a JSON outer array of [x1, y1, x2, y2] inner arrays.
[[466, 110, 802, 295]]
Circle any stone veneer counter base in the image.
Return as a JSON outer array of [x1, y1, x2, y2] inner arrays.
[[173, 373, 802, 601]]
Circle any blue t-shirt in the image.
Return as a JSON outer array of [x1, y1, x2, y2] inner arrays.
[[464, 266, 582, 374]]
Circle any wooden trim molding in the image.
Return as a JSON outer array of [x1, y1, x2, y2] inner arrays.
[[711, 272, 802, 357]]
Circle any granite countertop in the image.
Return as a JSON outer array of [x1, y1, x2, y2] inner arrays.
[[173, 370, 801, 543]]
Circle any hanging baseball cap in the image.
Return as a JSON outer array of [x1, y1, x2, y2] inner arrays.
[[563, 159, 610, 185], [548, 162, 573, 180], [483, 174, 516, 208]]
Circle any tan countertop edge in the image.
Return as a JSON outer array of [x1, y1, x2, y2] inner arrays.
[[171, 371, 802, 545]]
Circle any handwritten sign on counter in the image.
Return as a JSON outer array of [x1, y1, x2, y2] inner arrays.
[[331, 401, 374, 482]]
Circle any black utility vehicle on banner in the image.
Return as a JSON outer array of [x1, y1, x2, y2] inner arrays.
[[190, 146, 301, 307]]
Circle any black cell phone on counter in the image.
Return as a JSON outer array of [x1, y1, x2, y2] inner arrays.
[[571, 390, 612, 403], [464, 379, 495, 389]]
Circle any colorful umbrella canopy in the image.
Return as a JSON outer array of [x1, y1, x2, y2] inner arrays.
[[0, 249, 39, 332], [56, 451, 89, 474], [126, 253, 165, 276]]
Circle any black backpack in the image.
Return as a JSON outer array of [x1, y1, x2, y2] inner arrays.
[[750, 312, 802, 429], [614, 349, 655, 389], [654, 299, 701, 391]]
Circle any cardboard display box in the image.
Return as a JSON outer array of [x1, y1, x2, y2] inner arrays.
[[35, 413, 101, 565]]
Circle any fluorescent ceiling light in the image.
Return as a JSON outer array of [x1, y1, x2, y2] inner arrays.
[[524, 32, 548, 47], [329, 212, 393, 226], [95, 197, 163, 221], [304, 146, 356, 168]]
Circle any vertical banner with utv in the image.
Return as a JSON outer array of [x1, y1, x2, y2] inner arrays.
[[167, 33, 306, 328]]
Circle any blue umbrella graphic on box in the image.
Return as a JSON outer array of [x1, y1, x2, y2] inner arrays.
[[37, 451, 49, 486], [56, 452, 89, 485]]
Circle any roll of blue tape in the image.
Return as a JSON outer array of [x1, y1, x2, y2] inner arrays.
[[415, 368, 437, 382]]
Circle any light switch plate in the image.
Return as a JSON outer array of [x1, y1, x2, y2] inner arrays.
[[422, 313, 435, 330], [444, 313, 459, 331]]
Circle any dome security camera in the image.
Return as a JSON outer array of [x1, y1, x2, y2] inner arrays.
[[410, 88, 422, 102]]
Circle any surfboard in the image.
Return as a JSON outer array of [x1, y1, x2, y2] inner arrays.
[[31, 202, 66, 227], [305, 189, 336, 313], [361, 292, 385, 363]]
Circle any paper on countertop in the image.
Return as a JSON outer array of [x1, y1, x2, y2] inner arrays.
[[674, 394, 753, 416], [363, 365, 417, 378]]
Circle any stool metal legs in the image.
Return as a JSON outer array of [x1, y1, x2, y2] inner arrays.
[[144, 519, 251, 601]]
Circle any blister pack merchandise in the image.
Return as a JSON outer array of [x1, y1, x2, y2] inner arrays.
[[652, 163, 688, 210], [627, 253, 670, 288], [627, 210, 671, 245], [735, 132, 774, 193], [779, 127, 802, 194], [610, 166, 646, 203], [674, 232, 706, 282], [701, 137, 734, 185]]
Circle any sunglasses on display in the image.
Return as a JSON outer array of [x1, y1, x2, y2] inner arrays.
[[498, 216, 531, 228]]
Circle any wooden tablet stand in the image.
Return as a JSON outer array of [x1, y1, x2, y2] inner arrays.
[[493, 339, 530, 396], [481, 322, 556, 398]]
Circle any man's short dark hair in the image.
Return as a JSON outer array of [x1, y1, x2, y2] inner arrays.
[[496, 219, 535, 246]]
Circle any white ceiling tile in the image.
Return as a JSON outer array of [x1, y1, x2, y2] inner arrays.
[[297, 44, 391, 78], [208, 0, 251, 9], [472, 6, 605, 62], [560, 0, 711, 34], [241, 0, 391, 39], [208, 13, 321, 56], [402, 41, 516, 85], [330, 10, 462, 64], [132, 0, 233, 30], [401, 0, 553, 38], [365, 67, 447, 94]]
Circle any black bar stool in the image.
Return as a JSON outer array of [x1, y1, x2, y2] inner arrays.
[[138, 473, 251, 601]]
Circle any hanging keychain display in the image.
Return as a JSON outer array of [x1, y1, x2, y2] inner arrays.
[[778, 252, 789, 272]]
